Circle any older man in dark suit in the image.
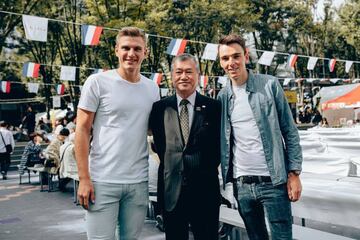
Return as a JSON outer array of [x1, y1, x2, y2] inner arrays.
[[149, 53, 221, 240]]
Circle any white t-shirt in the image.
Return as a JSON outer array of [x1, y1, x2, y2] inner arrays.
[[78, 70, 160, 183], [231, 84, 270, 178], [0, 127, 15, 153]]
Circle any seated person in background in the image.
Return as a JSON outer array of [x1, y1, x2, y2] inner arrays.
[[321, 118, 329, 128], [45, 128, 70, 175], [59, 132, 77, 191], [18, 132, 45, 174]]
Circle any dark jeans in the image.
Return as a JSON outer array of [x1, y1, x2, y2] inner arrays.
[[164, 185, 219, 240], [233, 179, 292, 240], [0, 152, 11, 176]]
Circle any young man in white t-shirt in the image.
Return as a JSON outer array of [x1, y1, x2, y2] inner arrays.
[[75, 27, 159, 240]]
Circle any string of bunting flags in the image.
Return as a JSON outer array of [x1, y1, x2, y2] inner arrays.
[[0, 10, 359, 72]]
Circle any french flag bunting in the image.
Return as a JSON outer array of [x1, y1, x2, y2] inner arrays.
[[287, 54, 298, 68], [81, 25, 103, 46], [345, 61, 353, 73], [56, 84, 65, 95], [150, 73, 163, 85], [22, 62, 40, 78], [166, 38, 187, 56], [283, 78, 292, 86], [200, 75, 208, 88], [201, 43, 218, 61], [160, 88, 169, 97], [1, 81, 10, 93], [22, 15, 48, 42], [329, 59, 336, 72], [258, 51, 275, 66], [27, 83, 40, 93], [218, 76, 228, 86]]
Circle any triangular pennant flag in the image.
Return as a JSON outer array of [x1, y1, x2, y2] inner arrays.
[[307, 57, 318, 70], [53, 96, 61, 108], [1, 81, 10, 93], [150, 73, 163, 85], [218, 76, 228, 86], [166, 38, 187, 56], [22, 62, 40, 78], [60, 66, 76, 81], [329, 59, 336, 72], [257, 51, 275, 66], [22, 15, 48, 42], [287, 54, 298, 68], [160, 88, 169, 97], [81, 25, 103, 46], [56, 84, 65, 95], [283, 78, 292, 86], [329, 78, 340, 84], [27, 83, 40, 93], [345, 61, 353, 73], [201, 43, 218, 61], [200, 75, 208, 88], [306, 78, 317, 83]]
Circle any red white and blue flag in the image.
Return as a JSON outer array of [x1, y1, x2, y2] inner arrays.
[[150, 73, 163, 85], [166, 38, 187, 56], [200, 75, 208, 88], [22, 62, 40, 78], [287, 54, 298, 68], [56, 84, 65, 95], [329, 59, 336, 72], [81, 25, 103, 46], [1, 81, 11, 93]]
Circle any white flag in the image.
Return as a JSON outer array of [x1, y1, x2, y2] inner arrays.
[[307, 57, 318, 70], [27, 83, 39, 93], [345, 61, 353, 73], [258, 51, 275, 66], [160, 88, 169, 97], [218, 76, 228, 86], [201, 43, 218, 61], [53, 96, 61, 108], [329, 78, 340, 84], [60, 66, 76, 81], [283, 78, 292, 86], [22, 15, 48, 42]]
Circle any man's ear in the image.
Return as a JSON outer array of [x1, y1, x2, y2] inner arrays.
[[245, 48, 250, 64]]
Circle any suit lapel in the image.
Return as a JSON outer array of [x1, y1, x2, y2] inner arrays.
[[164, 96, 184, 149], [187, 92, 204, 146]]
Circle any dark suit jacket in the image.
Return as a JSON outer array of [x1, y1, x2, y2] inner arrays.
[[149, 92, 221, 212]]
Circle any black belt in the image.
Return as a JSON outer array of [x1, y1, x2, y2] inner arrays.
[[236, 175, 272, 184]]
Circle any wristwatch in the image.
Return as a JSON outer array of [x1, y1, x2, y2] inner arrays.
[[288, 170, 301, 176]]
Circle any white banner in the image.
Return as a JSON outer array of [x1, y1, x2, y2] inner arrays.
[[22, 15, 48, 42], [60, 66, 76, 81], [201, 43, 218, 61], [27, 83, 39, 93], [53, 96, 61, 108], [258, 51, 275, 66], [307, 57, 318, 70], [345, 61, 353, 73]]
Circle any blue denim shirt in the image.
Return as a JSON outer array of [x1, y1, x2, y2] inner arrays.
[[217, 70, 302, 187]]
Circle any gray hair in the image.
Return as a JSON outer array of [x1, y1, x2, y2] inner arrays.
[[171, 53, 200, 73]]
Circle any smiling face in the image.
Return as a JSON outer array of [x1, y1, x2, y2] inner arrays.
[[172, 58, 199, 99], [219, 43, 249, 84], [115, 36, 147, 73]]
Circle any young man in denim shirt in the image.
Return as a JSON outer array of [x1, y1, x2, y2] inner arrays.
[[217, 34, 303, 240]]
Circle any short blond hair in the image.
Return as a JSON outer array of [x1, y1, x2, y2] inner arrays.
[[116, 27, 147, 46]]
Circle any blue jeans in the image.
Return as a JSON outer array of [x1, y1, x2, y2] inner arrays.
[[233, 179, 292, 240], [86, 181, 148, 240]]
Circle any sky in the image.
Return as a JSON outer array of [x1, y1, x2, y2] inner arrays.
[[314, 0, 346, 21]]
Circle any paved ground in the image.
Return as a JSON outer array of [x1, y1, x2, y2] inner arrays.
[[0, 170, 168, 240]]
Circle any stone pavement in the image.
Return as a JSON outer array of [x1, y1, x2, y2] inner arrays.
[[0, 170, 167, 240]]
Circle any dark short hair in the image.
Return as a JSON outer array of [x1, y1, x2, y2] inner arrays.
[[116, 27, 147, 46], [29, 132, 43, 141], [59, 128, 70, 137], [219, 34, 246, 52], [171, 53, 200, 73], [0, 121, 8, 127]]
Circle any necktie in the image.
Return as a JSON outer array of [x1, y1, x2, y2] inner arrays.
[[179, 99, 190, 145]]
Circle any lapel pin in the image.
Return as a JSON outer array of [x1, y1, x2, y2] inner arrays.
[[195, 106, 201, 111]]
